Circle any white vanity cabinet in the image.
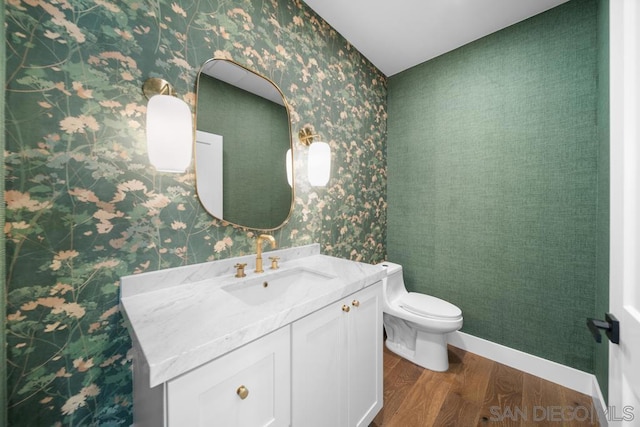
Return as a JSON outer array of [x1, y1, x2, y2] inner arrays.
[[169, 325, 290, 427], [133, 326, 290, 427], [291, 281, 383, 427]]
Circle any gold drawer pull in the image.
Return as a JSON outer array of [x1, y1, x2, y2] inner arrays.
[[342, 305, 350, 313], [352, 300, 360, 307], [237, 385, 249, 400]]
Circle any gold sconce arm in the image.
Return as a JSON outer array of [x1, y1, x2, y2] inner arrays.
[[142, 77, 177, 98], [298, 127, 318, 146]]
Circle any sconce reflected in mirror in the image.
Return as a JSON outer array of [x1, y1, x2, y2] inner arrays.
[[298, 127, 331, 187], [286, 148, 293, 187], [143, 77, 193, 173]]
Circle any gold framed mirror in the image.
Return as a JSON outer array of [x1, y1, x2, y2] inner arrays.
[[195, 59, 294, 231]]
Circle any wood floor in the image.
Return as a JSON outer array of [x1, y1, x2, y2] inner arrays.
[[371, 345, 599, 427]]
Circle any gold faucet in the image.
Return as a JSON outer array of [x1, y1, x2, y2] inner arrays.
[[255, 234, 276, 273]]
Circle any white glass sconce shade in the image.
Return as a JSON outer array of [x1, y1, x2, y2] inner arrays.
[[308, 141, 331, 186], [286, 148, 293, 187], [146, 94, 193, 173]]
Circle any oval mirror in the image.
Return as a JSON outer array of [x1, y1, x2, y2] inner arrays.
[[195, 59, 294, 231]]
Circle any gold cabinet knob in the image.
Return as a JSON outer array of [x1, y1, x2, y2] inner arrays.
[[342, 305, 350, 313], [237, 385, 249, 400], [352, 300, 360, 307]]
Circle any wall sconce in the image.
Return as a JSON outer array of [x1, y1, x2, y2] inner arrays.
[[143, 77, 193, 173], [298, 127, 331, 187]]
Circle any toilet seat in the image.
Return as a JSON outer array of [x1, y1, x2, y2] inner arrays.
[[399, 292, 462, 320]]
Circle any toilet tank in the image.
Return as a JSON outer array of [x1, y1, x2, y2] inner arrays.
[[379, 261, 405, 304]]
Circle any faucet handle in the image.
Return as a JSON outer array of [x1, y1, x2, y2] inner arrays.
[[234, 263, 247, 278], [269, 256, 280, 270]]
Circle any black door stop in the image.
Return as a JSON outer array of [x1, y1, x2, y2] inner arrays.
[[587, 313, 619, 344]]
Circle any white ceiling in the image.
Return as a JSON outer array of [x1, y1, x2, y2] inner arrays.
[[303, 0, 569, 76]]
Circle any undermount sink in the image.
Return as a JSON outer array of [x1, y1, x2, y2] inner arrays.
[[222, 267, 335, 306]]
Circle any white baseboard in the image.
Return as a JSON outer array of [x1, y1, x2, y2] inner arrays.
[[448, 331, 607, 425], [591, 375, 609, 426]]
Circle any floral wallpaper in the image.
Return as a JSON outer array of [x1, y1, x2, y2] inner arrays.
[[4, 0, 387, 425]]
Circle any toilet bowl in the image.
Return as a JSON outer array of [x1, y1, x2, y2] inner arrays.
[[380, 261, 463, 372]]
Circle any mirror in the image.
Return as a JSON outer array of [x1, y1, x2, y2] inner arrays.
[[195, 59, 294, 231]]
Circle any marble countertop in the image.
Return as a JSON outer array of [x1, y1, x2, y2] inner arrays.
[[120, 244, 386, 387]]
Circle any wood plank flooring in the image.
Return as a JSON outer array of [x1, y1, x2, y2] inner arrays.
[[371, 345, 599, 426]]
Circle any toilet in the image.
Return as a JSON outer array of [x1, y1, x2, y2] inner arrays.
[[380, 261, 463, 372]]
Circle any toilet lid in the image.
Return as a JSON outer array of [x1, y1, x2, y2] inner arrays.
[[399, 292, 462, 319]]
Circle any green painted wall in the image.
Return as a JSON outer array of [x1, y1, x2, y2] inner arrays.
[[388, 0, 601, 373], [595, 0, 610, 402], [4, 0, 386, 424]]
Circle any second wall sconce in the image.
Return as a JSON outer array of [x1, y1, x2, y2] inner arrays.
[[298, 127, 331, 187], [143, 77, 193, 173]]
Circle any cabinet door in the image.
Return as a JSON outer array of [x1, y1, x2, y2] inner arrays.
[[292, 300, 349, 427], [348, 282, 383, 427], [167, 326, 290, 427]]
